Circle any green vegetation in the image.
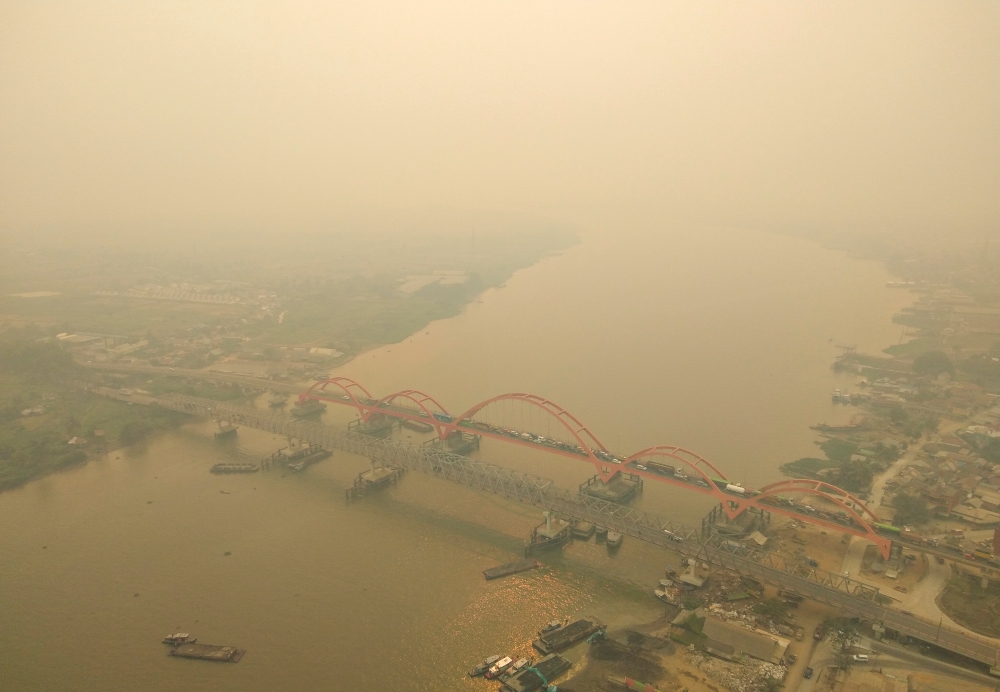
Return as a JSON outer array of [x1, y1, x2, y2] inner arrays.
[[824, 617, 860, 671], [270, 273, 489, 349], [892, 493, 930, 526], [832, 458, 873, 493], [940, 573, 1000, 638], [779, 457, 839, 477], [782, 441, 888, 493], [0, 229, 578, 357], [980, 438, 1000, 465], [753, 598, 788, 621], [819, 438, 858, 463], [0, 328, 188, 491], [913, 350, 955, 377]]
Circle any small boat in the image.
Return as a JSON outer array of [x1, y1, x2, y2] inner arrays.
[[538, 620, 562, 635], [658, 579, 674, 588], [501, 658, 531, 679], [485, 656, 514, 679], [468, 654, 502, 677], [654, 588, 677, 604], [162, 633, 196, 646], [607, 531, 623, 547]]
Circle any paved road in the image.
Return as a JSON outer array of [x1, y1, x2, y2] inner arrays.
[[838, 422, 1000, 648], [870, 639, 1000, 686]]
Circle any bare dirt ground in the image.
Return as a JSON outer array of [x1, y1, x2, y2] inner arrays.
[[556, 618, 730, 692], [857, 544, 929, 595], [769, 516, 854, 575]]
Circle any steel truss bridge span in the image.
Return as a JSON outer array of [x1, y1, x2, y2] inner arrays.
[[300, 377, 892, 559], [144, 392, 999, 667]]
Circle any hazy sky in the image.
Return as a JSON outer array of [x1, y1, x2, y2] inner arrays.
[[1, 2, 997, 238]]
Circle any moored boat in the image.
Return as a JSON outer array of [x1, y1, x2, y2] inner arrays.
[[538, 620, 562, 636], [606, 531, 622, 547], [485, 656, 514, 679], [468, 654, 501, 677], [501, 657, 531, 679], [162, 633, 196, 645]]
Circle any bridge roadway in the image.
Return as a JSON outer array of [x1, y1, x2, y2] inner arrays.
[[78, 362, 894, 558], [141, 391, 1000, 666]]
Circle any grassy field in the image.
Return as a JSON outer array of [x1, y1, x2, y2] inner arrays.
[[939, 572, 1000, 638], [0, 332, 193, 491]]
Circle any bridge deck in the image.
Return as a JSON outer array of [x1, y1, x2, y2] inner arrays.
[[126, 390, 1000, 667]]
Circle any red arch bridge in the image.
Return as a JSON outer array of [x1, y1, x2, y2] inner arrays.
[[300, 377, 892, 559]]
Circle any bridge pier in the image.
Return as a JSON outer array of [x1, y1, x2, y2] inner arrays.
[[346, 460, 404, 500], [579, 473, 642, 504]]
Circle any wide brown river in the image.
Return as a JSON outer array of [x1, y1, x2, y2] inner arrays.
[[0, 226, 911, 691]]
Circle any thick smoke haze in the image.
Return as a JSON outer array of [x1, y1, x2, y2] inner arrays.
[[1, 1, 997, 239]]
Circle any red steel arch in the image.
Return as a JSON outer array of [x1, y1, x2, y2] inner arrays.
[[299, 376, 375, 414], [295, 377, 892, 557], [454, 393, 611, 469], [728, 483, 890, 558], [372, 389, 452, 437], [756, 479, 881, 526], [627, 446, 730, 484]]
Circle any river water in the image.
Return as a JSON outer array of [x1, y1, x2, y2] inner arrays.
[[0, 225, 911, 691]]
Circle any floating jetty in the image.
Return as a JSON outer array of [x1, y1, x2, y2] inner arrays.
[[571, 521, 596, 539], [525, 511, 571, 556], [169, 643, 245, 663], [483, 558, 540, 581], [210, 463, 258, 474], [501, 653, 570, 692], [532, 618, 604, 654], [274, 444, 330, 472]]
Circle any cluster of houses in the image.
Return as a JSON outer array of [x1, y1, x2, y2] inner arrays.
[[885, 417, 1000, 531]]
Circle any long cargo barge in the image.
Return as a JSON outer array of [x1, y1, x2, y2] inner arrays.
[[168, 643, 245, 663], [210, 463, 258, 474], [483, 559, 540, 580], [532, 618, 603, 654], [501, 653, 570, 692]]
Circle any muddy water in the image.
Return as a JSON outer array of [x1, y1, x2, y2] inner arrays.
[[336, 225, 912, 519], [0, 225, 910, 691]]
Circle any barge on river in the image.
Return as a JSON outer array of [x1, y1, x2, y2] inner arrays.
[[275, 444, 331, 471], [168, 643, 245, 663], [210, 463, 258, 474], [483, 559, 540, 581], [524, 511, 571, 556], [532, 618, 604, 654], [501, 653, 570, 692]]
